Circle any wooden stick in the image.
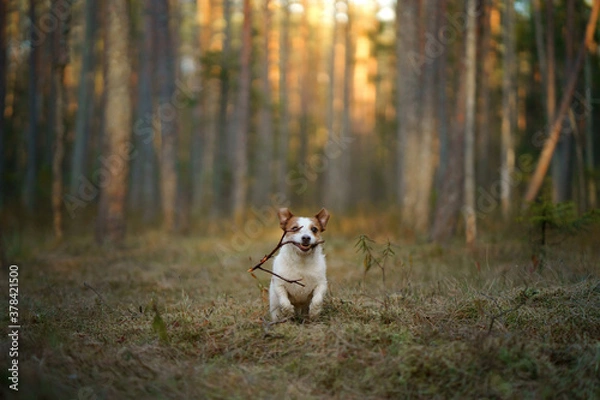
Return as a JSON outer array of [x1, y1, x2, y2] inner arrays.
[[248, 227, 325, 287], [249, 229, 289, 272]]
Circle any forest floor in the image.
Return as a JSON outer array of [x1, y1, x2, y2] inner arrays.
[[2, 216, 600, 399]]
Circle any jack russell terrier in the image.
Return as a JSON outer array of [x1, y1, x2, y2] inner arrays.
[[269, 208, 330, 321]]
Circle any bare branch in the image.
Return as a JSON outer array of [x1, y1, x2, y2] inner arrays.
[[248, 227, 324, 287], [480, 292, 529, 335], [249, 229, 291, 272], [249, 269, 305, 287]]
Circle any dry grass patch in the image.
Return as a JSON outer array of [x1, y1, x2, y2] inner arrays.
[[1, 228, 599, 399]]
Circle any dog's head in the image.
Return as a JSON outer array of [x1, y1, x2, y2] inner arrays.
[[278, 208, 330, 253]]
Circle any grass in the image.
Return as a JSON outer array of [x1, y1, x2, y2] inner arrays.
[[1, 222, 600, 399]]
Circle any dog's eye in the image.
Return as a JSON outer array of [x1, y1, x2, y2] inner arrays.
[[291, 226, 301, 232], [311, 227, 318, 233]]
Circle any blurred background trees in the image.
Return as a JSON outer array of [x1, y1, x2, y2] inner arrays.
[[0, 0, 599, 244]]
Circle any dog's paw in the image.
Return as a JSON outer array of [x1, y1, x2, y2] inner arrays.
[[281, 303, 294, 317], [308, 305, 322, 320]]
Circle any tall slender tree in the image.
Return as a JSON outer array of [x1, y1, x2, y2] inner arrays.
[[415, 0, 437, 233], [545, 0, 569, 203], [155, 0, 179, 232], [51, 0, 71, 240], [584, 56, 596, 209], [70, 0, 97, 196], [298, 0, 311, 177], [277, 0, 291, 197], [190, 0, 211, 213], [532, 0, 547, 93], [130, 0, 158, 222], [324, 2, 340, 208], [554, 0, 576, 204], [96, 0, 132, 244], [0, 0, 7, 206], [232, 0, 252, 223], [500, 0, 516, 218], [464, 0, 478, 247], [395, 0, 420, 230], [24, 0, 39, 213], [196, 0, 217, 215], [431, 59, 466, 242], [339, 0, 354, 212], [435, 0, 449, 191], [213, 0, 233, 217], [252, 0, 274, 206], [477, 0, 493, 187], [323, 1, 355, 211]]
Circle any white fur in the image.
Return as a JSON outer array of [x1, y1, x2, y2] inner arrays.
[[269, 217, 328, 321]]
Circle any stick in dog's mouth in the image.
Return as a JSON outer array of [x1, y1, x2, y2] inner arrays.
[[288, 240, 325, 252]]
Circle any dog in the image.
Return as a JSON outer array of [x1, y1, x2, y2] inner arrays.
[[269, 208, 330, 321]]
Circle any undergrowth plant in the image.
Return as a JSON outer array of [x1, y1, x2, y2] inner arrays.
[[354, 234, 396, 294], [525, 198, 600, 269]]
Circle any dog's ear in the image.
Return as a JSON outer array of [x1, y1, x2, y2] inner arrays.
[[278, 208, 294, 230], [315, 208, 330, 231]]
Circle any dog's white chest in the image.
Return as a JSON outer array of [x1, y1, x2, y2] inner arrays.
[[272, 246, 326, 305]]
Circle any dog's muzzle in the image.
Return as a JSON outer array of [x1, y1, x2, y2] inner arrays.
[[294, 235, 315, 252]]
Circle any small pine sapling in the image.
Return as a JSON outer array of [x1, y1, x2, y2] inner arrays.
[[525, 197, 599, 270]]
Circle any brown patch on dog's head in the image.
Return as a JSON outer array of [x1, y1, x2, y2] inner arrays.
[[278, 208, 295, 230], [314, 208, 330, 232]]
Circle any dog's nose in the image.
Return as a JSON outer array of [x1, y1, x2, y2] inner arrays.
[[301, 235, 311, 245]]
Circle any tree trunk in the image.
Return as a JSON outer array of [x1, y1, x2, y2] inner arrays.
[[298, 0, 311, 177], [552, 0, 577, 204], [545, 0, 571, 203], [212, 0, 233, 217], [324, 3, 339, 208], [130, 0, 158, 222], [500, 0, 516, 218], [155, 0, 179, 232], [464, 0, 478, 247], [232, 0, 252, 223], [24, 0, 39, 213], [396, 0, 420, 229], [340, 1, 353, 212], [70, 0, 97, 196], [196, 0, 217, 216], [96, 0, 132, 244], [524, 0, 600, 203], [51, 0, 71, 241], [584, 55, 597, 209], [415, 0, 437, 233], [545, 0, 556, 127], [532, 0, 547, 97], [252, 0, 274, 206], [0, 0, 7, 207], [431, 60, 466, 243], [191, 0, 211, 213], [435, 0, 448, 193], [323, 1, 354, 211], [477, 0, 492, 187], [277, 0, 290, 197]]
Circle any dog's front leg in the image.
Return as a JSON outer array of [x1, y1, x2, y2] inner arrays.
[[270, 281, 294, 321], [309, 282, 327, 319]]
